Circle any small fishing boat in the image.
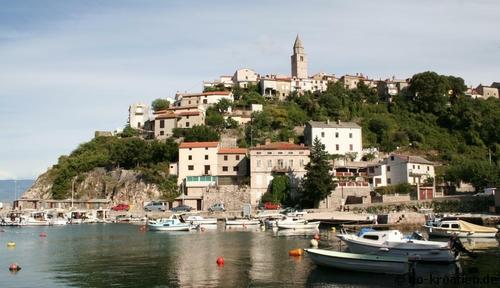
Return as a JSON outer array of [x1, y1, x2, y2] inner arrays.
[[340, 229, 458, 263], [424, 220, 498, 238], [225, 218, 261, 226], [147, 214, 192, 231], [305, 248, 410, 275], [185, 215, 217, 225], [47, 210, 68, 226], [0, 211, 24, 226], [22, 210, 50, 226], [276, 217, 320, 230]]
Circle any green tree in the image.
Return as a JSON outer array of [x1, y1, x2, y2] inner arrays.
[[121, 125, 140, 138], [205, 108, 225, 131], [183, 125, 220, 142], [151, 98, 170, 112], [408, 71, 449, 114], [261, 175, 291, 204], [299, 137, 336, 207]]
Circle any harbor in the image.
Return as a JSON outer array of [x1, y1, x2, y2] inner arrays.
[[1, 221, 499, 287]]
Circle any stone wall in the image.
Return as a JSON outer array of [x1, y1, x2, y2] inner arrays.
[[387, 212, 426, 225], [319, 187, 371, 210], [205, 184, 251, 211], [382, 194, 411, 203]]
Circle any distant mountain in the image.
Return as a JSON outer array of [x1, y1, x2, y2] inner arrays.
[[0, 180, 34, 204]]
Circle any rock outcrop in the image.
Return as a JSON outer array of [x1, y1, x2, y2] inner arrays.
[[23, 168, 163, 206]]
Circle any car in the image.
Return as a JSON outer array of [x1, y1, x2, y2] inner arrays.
[[208, 203, 225, 212], [111, 204, 130, 211], [144, 201, 167, 212], [171, 204, 192, 212], [263, 202, 281, 210]]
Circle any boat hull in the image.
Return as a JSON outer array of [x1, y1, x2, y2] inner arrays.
[[341, 236, 457, 263], [423, 226, 497, 238], [225, 220, 260, 226], [306, 248, 409, 275], [147, 224, 191, 231], [277, 221, 320, 230]]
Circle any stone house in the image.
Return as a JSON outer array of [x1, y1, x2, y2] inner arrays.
[[233, 68, 259, 88], [174, 91, 233, 109], [304, 120, 363, 160], [249, 140, 310, 206], [128, 103, 150, 129], [476, 84, 499, 99]]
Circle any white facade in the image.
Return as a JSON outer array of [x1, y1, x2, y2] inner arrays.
[[233, 68, 259, 88], [367, 154, 435, 188], [128, 103, 150, 129], [177, 142, 220, 186], [290, 77, 328, 94], [175, 91, 233, 109], [304, 120, 363, 160]]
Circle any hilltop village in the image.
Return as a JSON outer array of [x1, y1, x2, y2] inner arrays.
[[18, 36, 500, 213], [115, 35, 497, 211]]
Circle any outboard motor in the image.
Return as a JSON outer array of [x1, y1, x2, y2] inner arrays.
[[448, 235, 475, 258]]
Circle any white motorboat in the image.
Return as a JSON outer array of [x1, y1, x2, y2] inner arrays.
[[306, 248, 410, 275], [185, 215, 217, 225], [68, 210, 88, 224], [225, 218, 261, 226], [340, 229, 458, 263], [147, 214, 192, 231], [424, 220, 498, 238], [22, 210, 50, 226], [47, 210, 68, 225], [0, 211, 24, 226], [276, 217, 320, 230]]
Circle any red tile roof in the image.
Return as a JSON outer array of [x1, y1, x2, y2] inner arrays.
[[218, 148, 248, 154], [155, 113, 176, 119], [250, 142, 309, 150], [179, 142, 219, 148]]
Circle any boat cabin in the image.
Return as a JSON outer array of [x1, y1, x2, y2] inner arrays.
[[357, 230, 404, 242]]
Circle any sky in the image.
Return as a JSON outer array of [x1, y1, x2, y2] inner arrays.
[[0, 0, 499, 180]]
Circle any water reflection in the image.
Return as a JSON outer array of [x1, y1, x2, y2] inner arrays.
[[0, 224, 498, 288]]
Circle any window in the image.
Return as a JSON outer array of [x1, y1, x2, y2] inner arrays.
[[288, 152, 293, 154], [321, 132, 325, 137], [289, 159, 294, 167], [205, 147, 208, 150], [188, 100, 191, 104], [349, 144, 353, 151], [387, 166, 391, 172], [224, 155, 228, 161], [278, 159, 284, 168], [160, 131, 164, 136], [391, 156, 395, 161], [418, 165, 420, 169], [427, 166, 430, 171], [451, 224, 459, 229], [188, 165, 194, 171], [267, 160, 272, 168], [349, 133, 352, 138], [336, 144, 339, 151], [186, 122, 190, 127], [256, 152, 261, 155], [335, 132, 339, 138], [233, 166, 239, 172], [203, 99, 208, 104], [205, 155, 208, 160], [369, 167, 374, 173], [363, 235, 379, 240], [256, 160, 261, 168], [278, 152, 283, 154], [160, 120, 165, 128], [235, 155, 240, 160], [188, 155, 192, 160], [186, 116, 190, 119], [300, 159, 304, 167], [442, 224, 449, 228], [222, 166, 228, 172], [300, 56, 303, 61], [387, 178, 391, 184], [413, 165, 415, 169]]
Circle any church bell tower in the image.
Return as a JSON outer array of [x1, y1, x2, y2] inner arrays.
[[291, 34, 308, 79]]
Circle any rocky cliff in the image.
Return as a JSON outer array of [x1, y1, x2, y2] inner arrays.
[[23, 167, 163, 206]]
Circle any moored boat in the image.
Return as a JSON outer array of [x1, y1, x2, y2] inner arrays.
[[47, 209, 68, 225], [305, 248, 410, 275], [185, 215, 217, 225], [147, 214, 192, 231], [424, 220, 498, 238], [276, 216, 319, 230], [22, 210, 50, 226], [340, 229, 458, 263], [225, 218, 261, 226], [0, 211, 24, 226]]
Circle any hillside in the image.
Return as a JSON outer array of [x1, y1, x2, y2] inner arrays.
[[24, 71, 500, 201]]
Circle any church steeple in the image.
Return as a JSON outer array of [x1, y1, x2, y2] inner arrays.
[[291, 34, 308, 79]]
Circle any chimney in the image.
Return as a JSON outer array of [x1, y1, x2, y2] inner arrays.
[[288, 138, 294, 144], [265, 138, 271, 145]]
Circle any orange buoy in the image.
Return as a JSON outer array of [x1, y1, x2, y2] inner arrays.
[[201, 227, 206, 232], [39, 232, 47, 238], [313, 233, 320, 240], [216, 257, 225, 265], [9, 263, 21, 272], [288, 248, 304, 256]]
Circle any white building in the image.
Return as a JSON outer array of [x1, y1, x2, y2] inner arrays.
[[304, 120, 363, 160], [174, 91, 233, 109], [233, 68, 259, 88], [367, 154, 435, 196], [128, 103, 150, 129]]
